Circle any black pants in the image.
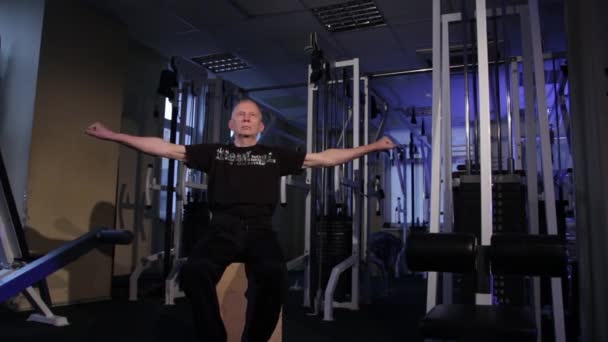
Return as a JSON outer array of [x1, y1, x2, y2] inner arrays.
[[179, 214, 286, 342]]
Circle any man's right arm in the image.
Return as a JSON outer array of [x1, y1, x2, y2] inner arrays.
[[85, 122, 186, 161]]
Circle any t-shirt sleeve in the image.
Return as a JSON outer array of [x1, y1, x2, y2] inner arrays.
[[274, 147, 306, 176], [184, 144, 216, 172]]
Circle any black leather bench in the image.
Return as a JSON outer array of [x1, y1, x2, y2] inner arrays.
[[406, 232, 566, 341]]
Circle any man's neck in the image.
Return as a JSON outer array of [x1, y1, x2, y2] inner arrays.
[[233, 135, 258, 147]]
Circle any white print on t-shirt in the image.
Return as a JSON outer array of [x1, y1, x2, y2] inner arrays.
[[215, 148, 277, 166]]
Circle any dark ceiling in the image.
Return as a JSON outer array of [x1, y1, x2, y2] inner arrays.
[[84, 0, 567, 132]]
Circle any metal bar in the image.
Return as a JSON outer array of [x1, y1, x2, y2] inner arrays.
[[334, 59, 358, 68], [475, 0, 494, 305], [322, 58, 361, 319], [336, 108, 353, 147], [23, 286, 68, 326], [528, 1, 566, 340], [368, 52, 564, 79], [552, 57, 563, 200], [470, 18, 481, 171], [373, 113, 387, 142], [286, 254, 307, 271], [506, 68, 515, 174], [0, 229, 131, 303], [321, 81, 329, 216], [410, 134, 415, 225], [510, 60, 522, 170], [245, 82, 308, 92], [370, 67, 432, 78], [280, 176, 287, 206], [492, 9, 503, 172], [502, 0, 515, 174], [462, 0, 472, 175], [520, 7, 542, 341], [323, 255, 357, 321], [442, 13, 459, 236], [427, 0, 442, 312], [352, 58, 361, 311], [422, 144, 431, 223], [303, 66, 315, 307], [165, 259, 185, 305], [163, 90, 180, 279], [0, 147, 28, 262], [440, 11, 461, 308], [333, 102, 354, 204], [362, 76, 370, 263], [520, 6, 539, 235], [174, 86, 189, 262], [0, 188, 19, 264], [338, 70, 346, 209]]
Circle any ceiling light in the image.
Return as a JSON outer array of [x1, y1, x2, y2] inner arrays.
[[312, 0, 385, 33], [191, 52, 250, 73]]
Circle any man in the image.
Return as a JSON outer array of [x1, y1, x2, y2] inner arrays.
[[85, 99, 395, 342]]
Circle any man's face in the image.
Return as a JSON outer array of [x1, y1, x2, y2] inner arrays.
[[229, 101, 264, 138]]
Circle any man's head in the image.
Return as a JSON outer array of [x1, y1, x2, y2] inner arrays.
[[228, 99, 265, 139]]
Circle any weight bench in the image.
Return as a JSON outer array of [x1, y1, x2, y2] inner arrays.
[[407, 232, 566, 341], [0, 228, 133, 325]]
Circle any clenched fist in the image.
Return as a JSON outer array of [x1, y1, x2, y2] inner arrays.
[[374, 136, 397, 151], [85, 122, 115, 141]]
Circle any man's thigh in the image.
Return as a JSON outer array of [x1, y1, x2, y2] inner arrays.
[[189, 218, 247, 264]]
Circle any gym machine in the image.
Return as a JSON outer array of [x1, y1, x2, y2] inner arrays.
[[284, 35, 370, 321], [128, 57, 209, 305], [0, 146, 133, 325], [413, 0, 569, 341]]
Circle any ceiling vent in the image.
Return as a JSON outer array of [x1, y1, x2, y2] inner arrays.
[[312, 0, 385, 33], [191, 52, 250, 73]]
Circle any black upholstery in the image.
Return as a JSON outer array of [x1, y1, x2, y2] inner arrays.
[[490, 233, 567, 277], [414, 233, 566, 341], [96, 229, 134, 245], [406, 232, 477, 273]]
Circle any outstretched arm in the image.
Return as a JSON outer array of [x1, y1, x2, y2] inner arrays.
[[303, 136, 395, 168], [85, 122, 186, 161]]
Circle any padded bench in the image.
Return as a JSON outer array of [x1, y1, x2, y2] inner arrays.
[[406, 232, 566, 341]]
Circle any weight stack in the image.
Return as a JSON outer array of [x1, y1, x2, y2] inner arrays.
[[310, 216, 353, 302], [492, 177, 527, 306], [452, 173, 526, 305]]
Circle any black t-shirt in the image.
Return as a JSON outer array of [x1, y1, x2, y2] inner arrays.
[[185, 143, 306, 217]]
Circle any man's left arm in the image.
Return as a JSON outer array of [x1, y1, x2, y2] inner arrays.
[[303, 136, 395, 168]]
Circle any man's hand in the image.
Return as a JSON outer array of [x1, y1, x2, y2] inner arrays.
[[303, 136, 398, 168], [85, 122, 115, 141], [374, 136, 397, 151]]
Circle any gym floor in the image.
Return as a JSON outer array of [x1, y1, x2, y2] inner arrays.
[[0, 274, 426, 342]]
